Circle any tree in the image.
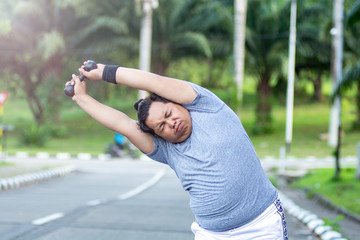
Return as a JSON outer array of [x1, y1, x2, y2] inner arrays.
[[66, 0, 140, 59], [329, 0, 359, 181], [150, 0, 233, 78], [187, 0, 233, 89], [331, 0, 360, 130], [295, 0, 333, 101], [245, 0, 290, 134], [234, 0, 248, 107], [137, 0, 158, 99], [0, 0, 71, 125], [150, 0, 212, 75], [67, 0, 141, 101], [331, 0, 360, 131], [0, 0, 138, 125]]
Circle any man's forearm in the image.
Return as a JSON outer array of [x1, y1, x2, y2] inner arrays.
[[114, 67, 161, 91], [114, 67, 197, 104], [75, 95, 132, 134]]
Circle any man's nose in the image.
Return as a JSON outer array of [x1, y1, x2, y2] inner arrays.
[[166, 119, 176, 129]]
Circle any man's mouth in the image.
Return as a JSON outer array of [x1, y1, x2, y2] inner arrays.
[[176, 121, 183, 134]]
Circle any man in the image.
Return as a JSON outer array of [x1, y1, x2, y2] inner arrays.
[[66, 61, 288, 239]]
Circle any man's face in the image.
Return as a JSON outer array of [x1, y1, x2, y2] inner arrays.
[[145, 101, 192, 143]]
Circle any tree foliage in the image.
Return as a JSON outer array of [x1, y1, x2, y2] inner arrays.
[[332, 0, 360, 130], [0, 0, 72, 125], [295, 0, 332, 101], [245, 0, 290, 134], [0, 0, 138, 125], [0, 0, 359, 137], [151, 0, 213, 75]]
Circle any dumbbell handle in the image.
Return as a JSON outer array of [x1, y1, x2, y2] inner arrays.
[[64, 60, 97, 97]]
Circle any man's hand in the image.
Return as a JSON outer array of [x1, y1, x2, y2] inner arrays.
[[72, 74, 88, 101], [65, 74, 88, 101], [78, 61, 105, 81]]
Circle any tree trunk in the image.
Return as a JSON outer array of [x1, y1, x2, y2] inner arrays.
[[312, 71, 323, 101], [38, 55, 64, 124], [153, 60, 168, 76], [234, 0, 248, 105], [20, 66, 44, 125], [333, 124, 341, 181], [254, 71, 273, 134], [328, 0, 343, 147], [24, 86, 44, 125], [138, 0, 154, 99]]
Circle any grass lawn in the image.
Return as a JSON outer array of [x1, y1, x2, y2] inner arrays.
[[294, 168, 360, 216], [1, 91, 359, 158], [3, 102, 117, 156], [239, 100, 358, 158]]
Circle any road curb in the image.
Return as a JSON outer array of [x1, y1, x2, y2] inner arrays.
[[14, 152, 113, 161], [302, 187, 360, 224], [279, 191, 348, 240], [0, 164, 76, 191]]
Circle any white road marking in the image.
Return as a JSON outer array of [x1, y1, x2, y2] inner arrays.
[[118, 170, 166, 200], [30, 170, 166, 226], [31, 212, 65, 225], [86, 199, 103, 206]]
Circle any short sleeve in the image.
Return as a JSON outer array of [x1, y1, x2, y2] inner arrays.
[[183, 82, 224, 113], [146, 135, 169, 165]]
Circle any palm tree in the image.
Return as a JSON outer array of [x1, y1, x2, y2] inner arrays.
[[150, 0, 233, 78], [245, 0, 290, 134], [332, 0, 360, 130], [67, 0, 140, 59], [151, 0, 212, 76], [295, 0, 332, 101]]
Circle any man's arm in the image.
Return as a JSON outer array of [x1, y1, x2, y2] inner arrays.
[[114, 67, 197, 104], [79, 63, 197, 104], [69, 75, 154, 154]]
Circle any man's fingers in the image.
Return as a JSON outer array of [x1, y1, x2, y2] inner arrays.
[[79, 67, 92, 80], [72, 74, 81, 83], [65, 80, 75, 87], [65, 74, 80, 87], [78, 67, 85, 76]]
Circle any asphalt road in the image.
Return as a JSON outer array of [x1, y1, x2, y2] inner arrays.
[[0, 159, 318, 240]]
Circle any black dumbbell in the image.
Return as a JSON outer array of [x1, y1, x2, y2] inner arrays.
[[64, 60, 97, 97]]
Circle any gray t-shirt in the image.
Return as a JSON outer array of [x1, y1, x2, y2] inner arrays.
[[147, 83, 278, 232]]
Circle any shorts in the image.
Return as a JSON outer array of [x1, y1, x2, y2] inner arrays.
[[191, 197, 288, 240]]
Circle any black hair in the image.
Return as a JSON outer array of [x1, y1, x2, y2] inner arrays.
[[134, 93, 172, 134]]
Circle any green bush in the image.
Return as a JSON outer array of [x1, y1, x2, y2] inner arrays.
[[19, 125, 50, 147], [44, 124, 68, 138]]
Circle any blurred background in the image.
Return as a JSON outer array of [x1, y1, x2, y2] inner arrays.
[[0, 1, 360, 238], [0, 0, 358, 162]]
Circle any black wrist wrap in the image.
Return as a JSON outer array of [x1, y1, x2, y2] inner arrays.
[[102, 65, 119, 84]]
